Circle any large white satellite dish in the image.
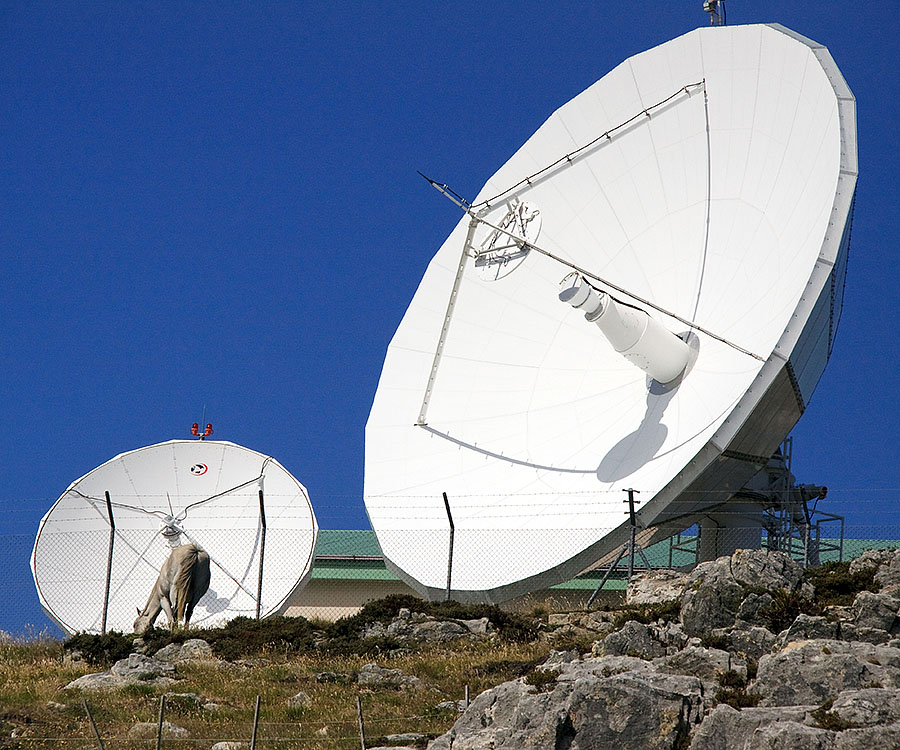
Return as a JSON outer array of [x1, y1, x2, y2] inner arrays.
[[32, 439, 318, 634], [365, 24, 857, 602]]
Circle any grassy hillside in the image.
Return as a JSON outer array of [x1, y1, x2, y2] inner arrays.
[[1, 597, 554, 749]]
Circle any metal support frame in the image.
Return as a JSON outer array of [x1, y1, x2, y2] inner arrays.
[[586, 489, 650, 609], [101, 491, 115, 635], [443, 492, 455, 601], [256, 489, 267, 619]]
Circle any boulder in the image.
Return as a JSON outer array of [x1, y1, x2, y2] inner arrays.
[[681, 563, 746, 638], [600, 620, 667, 659], [851, 591, 900, 634], [429, 657, 702, 750], [154, 638, 214, 663], [127, 721, 188, 740], [826, 686, 900, 727], [627, 569, 689, 605], [111, 653, 176, 682], [462, 617, 494, 635], [849, 549, 899, 590], [777, 614, 840, 648], [688, 704, 821, 750], [63, 654, 177, 692], [287, 691, 311, 709], [211, 743, 248, 750], [654, 646, 745, 685], [63, 672, 124, 692], [754, 639, 900, 706], [680, 550, 811, 638], [833, 726, 900, 749], [749, 721, 834, 749], [730, 549, 807, 592], [366, 609, 475, 643], [716, 625, 778, 661]]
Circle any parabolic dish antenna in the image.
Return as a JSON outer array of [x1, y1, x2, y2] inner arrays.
[[31, 440, 317, 634], [365, 23, 857, 602]]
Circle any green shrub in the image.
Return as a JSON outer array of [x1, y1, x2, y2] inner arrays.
[[806, 561, 878, 607], [64, 631, 134, 667], [524, 668, 561, 691], [611, 600, 681, 630]]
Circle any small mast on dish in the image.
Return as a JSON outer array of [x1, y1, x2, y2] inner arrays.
[[558, 272, 691, 384]]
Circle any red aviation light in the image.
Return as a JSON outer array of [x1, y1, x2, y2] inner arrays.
[[204, 424, 213, 437], [191, 423, 200, 436]]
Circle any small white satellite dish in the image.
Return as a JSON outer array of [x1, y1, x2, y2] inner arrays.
[[365, 23, 857, 602], [31, 439, 318, 634]]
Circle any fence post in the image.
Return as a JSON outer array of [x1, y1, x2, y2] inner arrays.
[[101, 491, 115, 635], [256, 489, 267, 619], [82, 699, 106, 750], [624, 489, 640, 580], [356, 693, 367, 750], [250, 695, 261, 750], [442, 492, 455, 601], [156, 694, 166, 750]]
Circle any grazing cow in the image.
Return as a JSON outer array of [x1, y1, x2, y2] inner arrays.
[[133, 543, 210, 634]]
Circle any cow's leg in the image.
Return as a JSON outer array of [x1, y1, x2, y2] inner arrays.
[[160, 595, 176, 628]]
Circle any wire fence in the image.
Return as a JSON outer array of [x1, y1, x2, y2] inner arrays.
[[6, 519, 900, 638]]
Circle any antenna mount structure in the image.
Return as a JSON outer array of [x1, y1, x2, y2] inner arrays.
[[703, 1, 726, 26]]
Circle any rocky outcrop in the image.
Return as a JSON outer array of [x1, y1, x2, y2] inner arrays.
[[64, 653, 177, 691], [430, 548, 900, 750], [753, 639, 900, 706], [153, 638, 215, 663], [429, 654, 703, 750], [363, 608, 493, 643], [680, 550, 812, 638]]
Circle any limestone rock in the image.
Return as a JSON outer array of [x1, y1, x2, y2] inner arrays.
[[429, 657, 702, 750], [754, 639, 900, 706], [848, 548, 898, 589], [63, 672, 124, 692], [851, 590, 900, 634], [833, 725, 900, 749], [777, 614, 840, 648], [681, 551, 811, 638], [358, 663, 421, 689], [627, 569, 689, 605], [730, 549, 807, 592], [826, 686, 900, 727], [287, 691, 311, 709], [462, 617, 494, 635], [681, 563, 745, 637], [654, 645, 745, 685], [211, 743, 248, 750], [365, 609, 476, 643], [749, 721, 834, 749], [127, 720, 188, 739], [688, 704, 820, 750], [111, 653, 176, 682], [600, 620, 667, 659], [155, 638, 214, 663], [717, 625, 778, 661]]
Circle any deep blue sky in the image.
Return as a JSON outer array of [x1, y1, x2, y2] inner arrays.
[[3, 1, 898, 543]]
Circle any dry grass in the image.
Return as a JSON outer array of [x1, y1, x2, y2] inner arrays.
[[1, 629, 551, 749]]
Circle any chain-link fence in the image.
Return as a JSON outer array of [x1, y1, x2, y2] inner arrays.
[[5, 522, 900, 638]]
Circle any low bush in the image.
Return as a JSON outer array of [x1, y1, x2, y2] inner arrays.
[[805, 561, 878, 607]]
